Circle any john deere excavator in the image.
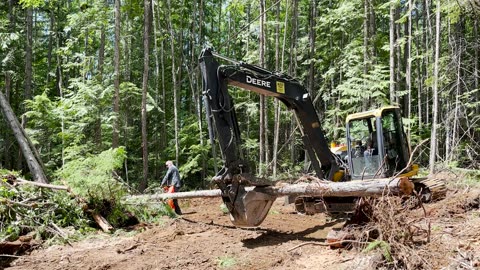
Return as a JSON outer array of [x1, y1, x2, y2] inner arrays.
[[199, 48, 445, 227]]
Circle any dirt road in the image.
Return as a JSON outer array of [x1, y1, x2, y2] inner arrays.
[[5, 188, 480, 270]]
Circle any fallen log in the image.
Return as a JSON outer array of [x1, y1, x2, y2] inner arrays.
[[91, 212, 113, 233], [127, 177, 414, 201], [0, 89, 48, 183], [13, 178, 69, 191]]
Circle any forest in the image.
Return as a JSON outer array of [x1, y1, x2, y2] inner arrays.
[[1, 0, 480, 268], [1, 0, 479, 189]]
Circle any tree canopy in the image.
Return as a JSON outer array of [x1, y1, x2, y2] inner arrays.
[[0, 0, 478, 191]]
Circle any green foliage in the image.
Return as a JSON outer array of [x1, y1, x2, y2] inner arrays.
[[19, 0, 43, 8], [55, 148, 131, 227], [219, 203, 229, 215], [363, 240, 393, 262], [217, 256, 237, 268], [126, 201, 176, 223], [56, 147, 127, 198], [1, 0, 479, 202], [0, 175, 90, 243]]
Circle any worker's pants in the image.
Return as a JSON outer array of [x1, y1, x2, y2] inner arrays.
[[173, 186, 182, 215]]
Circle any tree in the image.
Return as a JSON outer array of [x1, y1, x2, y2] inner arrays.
[[138, 0, 151, 192], [429, 0, 441, 174], [389, 0, 397, 104], [112, 0, 121, 148]]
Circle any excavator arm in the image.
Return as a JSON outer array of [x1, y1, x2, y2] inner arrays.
[[199, 48, 339, 226]]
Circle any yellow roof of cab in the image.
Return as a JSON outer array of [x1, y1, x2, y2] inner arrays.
[[346, 105, 400, 122]]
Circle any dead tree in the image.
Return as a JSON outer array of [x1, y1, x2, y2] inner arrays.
[[0, 89, 48, 183]]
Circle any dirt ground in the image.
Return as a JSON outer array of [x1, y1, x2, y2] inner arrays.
[[4, 185, 480, 270]]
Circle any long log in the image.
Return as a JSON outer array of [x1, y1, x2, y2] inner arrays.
[[127, 177, 414, 201], [14, 178, 69, 191], [0, 89, 48, 183]]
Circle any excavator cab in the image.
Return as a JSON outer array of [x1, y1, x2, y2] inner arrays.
[[345, 106, 412, 179]]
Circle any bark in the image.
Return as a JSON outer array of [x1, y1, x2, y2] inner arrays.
[[112, 0, 121, 148], [128, 177, 414, 201], [406, 0, 412, 140], [95, 20, 105, 147], [24, 7, 33, 102], [259, 0, 266, 175], [166, 0, 179, 163], [289, 0, 298, 164], [364, 0, 368, 73], [91, 212, 113, 232], [429, 0, 441, 174], [363, 0, 369, 92], [450, 21, 463, 162], [395, 7, 403, 99], [389, 0, 396, 103], [0, 90, 48, 183], [139, 0, 151, 192], [425, 0, 432, 125], [151, 0, 160, 179], [155, 2, 166, 152], [273, 3, 281, 178], [14, 178, 68, 191], [474, 17, 479, 115], [47, 10, 54, 84], [308, 0, 317, 100]]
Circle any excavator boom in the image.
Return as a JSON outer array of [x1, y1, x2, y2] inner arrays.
[[199, 48, 339, 227]]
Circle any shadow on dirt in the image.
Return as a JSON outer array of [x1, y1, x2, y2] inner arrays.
[[242, 220, 343, 249]]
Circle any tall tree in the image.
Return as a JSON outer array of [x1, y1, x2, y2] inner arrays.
[[429, 0, 441, 174], [406, 0, 412, 140], [112, 0, 121, 148], [272, 1, 281, 178], [259, 0, 266, 175], [139, 0, 151, 192], [166, 0, 180, 164], [389, 0, 396, 103]]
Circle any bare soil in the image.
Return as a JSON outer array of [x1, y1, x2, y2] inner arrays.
[[4, 186, 480, 270]]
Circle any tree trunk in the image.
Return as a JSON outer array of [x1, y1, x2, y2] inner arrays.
[[0, 90, 48, 183], [395, 7, 403, 102], [450, 20, 463, 162], [273, 2, 281, 178], [474, 17, 479, 115], [166, 0, 179, 163], [406, 0, 412, 140], [112, 0, 121, 148], [47, 10, 54, 84], [129, 177, 415, 201], [24, 7, 33, 103], [138, 0, 151, 192], [429, 0, 441, 174], [389, 1, 396, 104], [289, 0, 299, 166], [259, 0, 266, 176], [19, 6, 34, 172], [308, 0, 317, 99]]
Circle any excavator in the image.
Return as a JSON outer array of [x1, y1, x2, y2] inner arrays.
[[198, 48, 445, 227]]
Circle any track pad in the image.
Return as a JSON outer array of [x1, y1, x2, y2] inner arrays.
[[226, 186, 276, 227]]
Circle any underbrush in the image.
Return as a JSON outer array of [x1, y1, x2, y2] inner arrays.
[[0, 173, 91, 243], [348, 177, 480, 269], [0, 148, 176, 252]]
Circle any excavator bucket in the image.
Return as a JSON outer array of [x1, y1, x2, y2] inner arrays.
[[225, 186, 276, 227]]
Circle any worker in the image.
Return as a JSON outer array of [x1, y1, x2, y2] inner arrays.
[[161, 160, 183, 215], [364, 138, 378, 157], [353, 140, 365, 158]]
